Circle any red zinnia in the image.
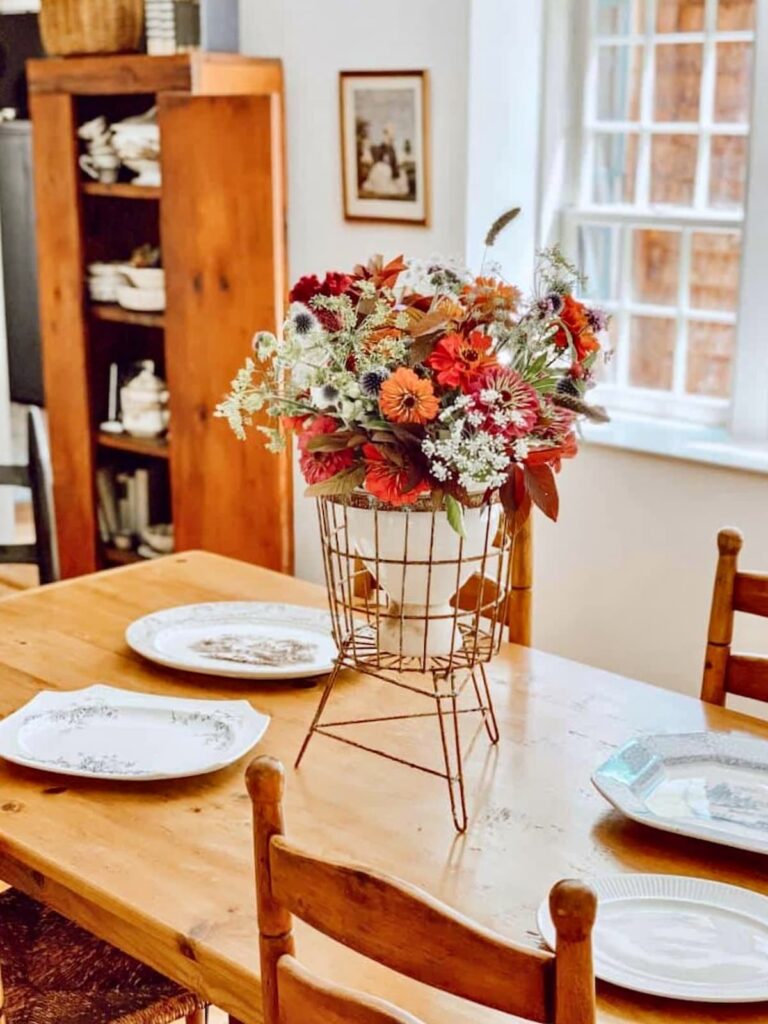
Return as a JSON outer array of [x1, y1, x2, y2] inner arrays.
[[298, 415, 355, 486], [426, 331, 498, 391], [362, 444, 429, 507], [289, 271, 353, 305]]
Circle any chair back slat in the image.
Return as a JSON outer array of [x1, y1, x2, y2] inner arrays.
[[702, 528, 768, 706], [269, 835, 553, 1022], [0, 408, 59, 585], [0, 545, 37, 565], [0, 465, 30, 488], [734, 573, 768, 618], [726, 655, 768, 703], [277, 958, 423, 1024]]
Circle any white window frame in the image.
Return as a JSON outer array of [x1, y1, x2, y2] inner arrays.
[[557, 0, 768, 443]]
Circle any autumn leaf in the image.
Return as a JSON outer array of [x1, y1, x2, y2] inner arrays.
[[304, 465, 365, 497], [499, 468, 532, 535], [523, 462, 559, 521]]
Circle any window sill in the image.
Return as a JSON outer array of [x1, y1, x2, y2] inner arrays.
[[581, 412, 768, 476]]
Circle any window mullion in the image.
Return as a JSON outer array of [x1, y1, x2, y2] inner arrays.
[[672, 228, 692, 397], [614, 223, 633, 390], [693, 0, 718, 210], [635, 0, 657, 206]]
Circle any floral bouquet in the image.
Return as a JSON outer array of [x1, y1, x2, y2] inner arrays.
[[216, 212, 609, 536]]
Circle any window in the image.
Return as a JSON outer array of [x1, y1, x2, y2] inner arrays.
[[563, 0, 760, 429]]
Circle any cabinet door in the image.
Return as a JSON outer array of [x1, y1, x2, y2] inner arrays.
[[159, 92, 292, 573]]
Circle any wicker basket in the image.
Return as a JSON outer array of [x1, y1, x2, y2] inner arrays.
[[39, 0, 145, 56]]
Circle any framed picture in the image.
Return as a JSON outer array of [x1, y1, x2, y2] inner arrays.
[[339, 70, 429, 225]]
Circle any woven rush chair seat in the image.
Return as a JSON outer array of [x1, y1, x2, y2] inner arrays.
[[0, 888, 203, 1024]]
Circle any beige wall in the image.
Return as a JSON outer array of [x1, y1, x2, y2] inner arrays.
[[533, 443, 768, 700]]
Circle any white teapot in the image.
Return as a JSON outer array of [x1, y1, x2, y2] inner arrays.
[[120, 361, 170, 438]]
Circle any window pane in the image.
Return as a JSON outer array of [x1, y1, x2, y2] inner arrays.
[[597, 0, 646, 35], [593, 133, 639, 202], [632, 229, 680, 305], [686, 322, 735, 397], [595, 317, 620, 383], [597, 46, 642, 121], [629, 316, 676, 389], [690, 232, 741, 311], [714, 43, 753, 124], [654, 44, 703, 122], [578, 224, 622, 300], [709, 135, 748, 209], [650, 135, 698, 205], [656, 0, 705, 32], [717, 0, 756, 31]]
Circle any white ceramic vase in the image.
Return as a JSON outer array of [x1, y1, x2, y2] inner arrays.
[[346, 501, 501, 657]]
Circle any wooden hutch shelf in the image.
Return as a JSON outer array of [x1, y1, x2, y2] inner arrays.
[[82, 181, 161, 200], [29, 53, 292, 578], [97, 432, 170, 459], [90, 303, 166, 329]]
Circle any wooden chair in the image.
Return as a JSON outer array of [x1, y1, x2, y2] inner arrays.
[[354, 515, 534, 647], [0, 407, 59, 584], [247, 755, 596, 1024], [702, 527, 768, 706]]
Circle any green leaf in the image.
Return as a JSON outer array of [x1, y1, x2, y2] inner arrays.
[[445, 493, 467, 539], [304, 466, 365, 497]]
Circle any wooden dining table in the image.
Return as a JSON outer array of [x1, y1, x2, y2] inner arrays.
[[0, 550, 765, 1024]]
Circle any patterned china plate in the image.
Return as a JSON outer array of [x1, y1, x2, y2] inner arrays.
[[538, 874, 768, 1002], [125, 602, 337, 680], [0, 685, 270, 780], [592, 731, 768, 855]]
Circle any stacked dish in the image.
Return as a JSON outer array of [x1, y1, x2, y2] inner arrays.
[[117, 267, 166, 312], [87, 262, 128, 303], [111, 107, 161, 186], [144, 0, 176, 56]]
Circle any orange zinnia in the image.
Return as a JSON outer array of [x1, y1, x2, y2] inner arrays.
[[426, 331, 498, 391], [379, 367, 439, 425]]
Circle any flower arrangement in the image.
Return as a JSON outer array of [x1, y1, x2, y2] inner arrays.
[[216, 211, 609, 534]]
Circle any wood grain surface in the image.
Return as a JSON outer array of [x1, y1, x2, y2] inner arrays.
[[0, 552, 764, 1024]]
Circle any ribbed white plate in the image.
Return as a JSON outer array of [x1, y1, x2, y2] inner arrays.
[[592, 731, 768, 855], [126, 601, 336, 680], [538, 874, 768, 1002], [0, 685, 269, 780]]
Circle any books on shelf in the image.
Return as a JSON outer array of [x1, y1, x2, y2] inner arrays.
[[96, 465, 166, 545]]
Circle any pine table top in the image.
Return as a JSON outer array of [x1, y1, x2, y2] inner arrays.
[[0, 551, 765, 1024]]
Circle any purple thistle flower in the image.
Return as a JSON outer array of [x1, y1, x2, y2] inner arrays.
[[587, 306, 610, 333]]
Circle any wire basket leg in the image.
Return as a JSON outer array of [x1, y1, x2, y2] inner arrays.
[[471, 663, 500, 745], [433, 671, 468, 833], [295, 657, 344, 768]]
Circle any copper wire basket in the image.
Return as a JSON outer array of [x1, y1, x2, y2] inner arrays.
[[296, 492, 515, 831]]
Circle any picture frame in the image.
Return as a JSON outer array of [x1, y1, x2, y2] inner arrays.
[[339, 70, 430, 225]]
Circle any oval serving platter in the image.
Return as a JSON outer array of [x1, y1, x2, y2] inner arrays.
[[126, 601, 337, 680], [0, 685, 269, 781]]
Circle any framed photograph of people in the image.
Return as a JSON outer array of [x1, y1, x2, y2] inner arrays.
[[339, 70, 429, 225]]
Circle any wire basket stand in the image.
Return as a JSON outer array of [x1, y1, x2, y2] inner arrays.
[[295, 492, 515, 831]]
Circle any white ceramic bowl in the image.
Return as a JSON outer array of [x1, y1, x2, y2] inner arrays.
[[121, 267, 165, 290], [88, 280, 119, 303], [88, 261, 127, 278], [140, 524, 174, 554], [116, 285, 166, 312], [122, 159, 162, 186]]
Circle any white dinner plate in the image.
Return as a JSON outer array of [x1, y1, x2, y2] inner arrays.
[[126, 601, 337, 680], [0, 685, 269, 780], [592, 731, 768, 855], [538, 874, 768, 1002]]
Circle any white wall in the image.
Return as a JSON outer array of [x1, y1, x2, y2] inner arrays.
[[239, 0, 768, 704], [240, 0, 471, 582], [534, 445, 768, 701]]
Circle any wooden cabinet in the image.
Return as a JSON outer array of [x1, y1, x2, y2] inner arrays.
[[27, 54, 292, 578]]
